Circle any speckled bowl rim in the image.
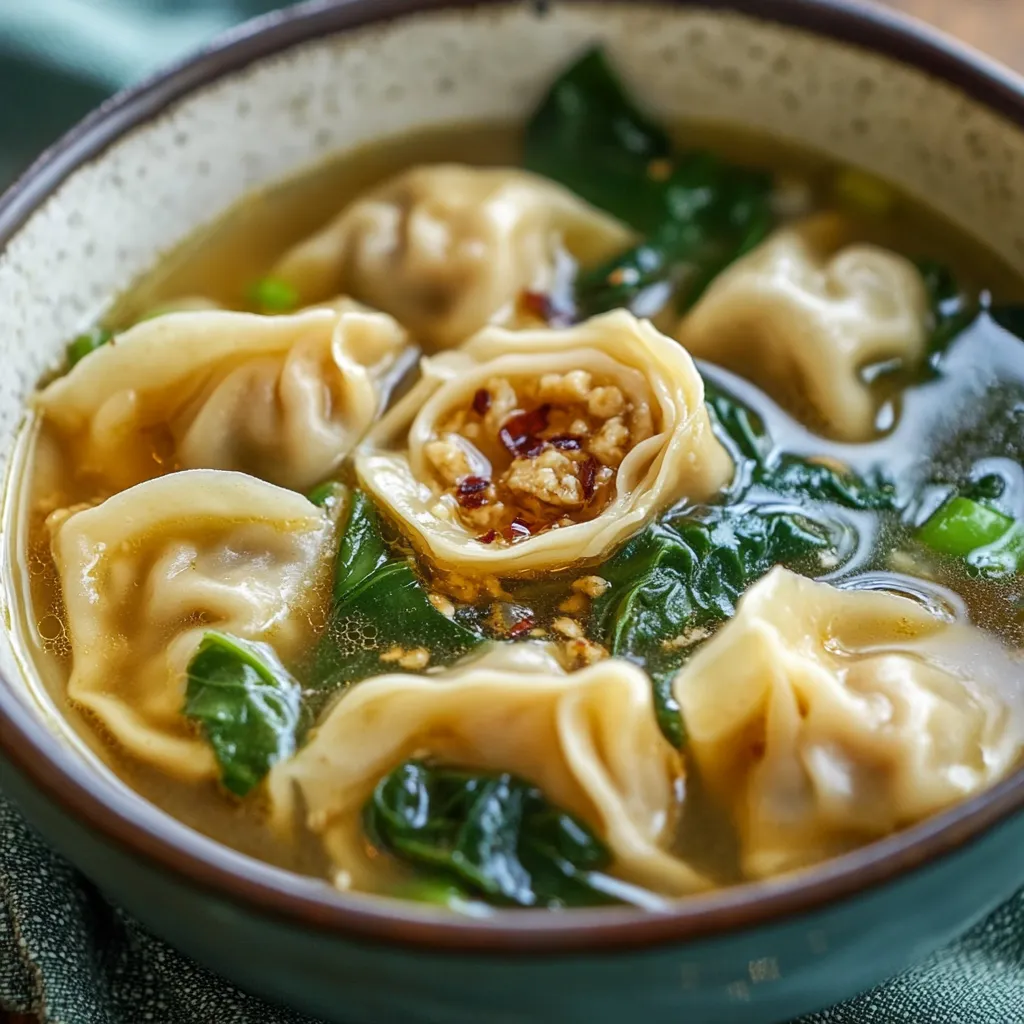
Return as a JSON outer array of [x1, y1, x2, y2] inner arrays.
[[0, 0, 1022, 955]]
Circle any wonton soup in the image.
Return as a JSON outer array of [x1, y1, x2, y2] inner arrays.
[[9, 49, 1024, 910]]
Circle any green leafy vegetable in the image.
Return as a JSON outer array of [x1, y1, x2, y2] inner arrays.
[[762, 456, 899, 510], [246, 275, 299, 315], [315, 492, 482, 690], [66, 326, 112, 369], [704, 382, 770, 468], [705, 382, 899, 510], [917, 259, 978, 363], [591, 508, 836, 746], [526, 45, 773, 317], [916, 495, 1024, 577], [989, 305, 1024, 340], [574, 153, 773, 318], [524, 46, 672, 231], [331, 490, 390, 605], [184, 632, 302, 797], [364, 760, 620, 909]]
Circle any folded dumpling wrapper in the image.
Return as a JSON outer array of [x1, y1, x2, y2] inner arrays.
[[35, 303, 410, 494], [49, 470, 335, 781], [675, 214, 929, 441], [355, 309, 732, 575], [271, 164, 634, 350], [674, 567, 1023, 880], [269, 643, 710, 897]]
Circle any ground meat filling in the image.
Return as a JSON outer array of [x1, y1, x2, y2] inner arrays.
[[423, 371, 655, 544]]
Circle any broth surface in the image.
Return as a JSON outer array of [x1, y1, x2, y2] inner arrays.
[[9, 114, 1024, 900]]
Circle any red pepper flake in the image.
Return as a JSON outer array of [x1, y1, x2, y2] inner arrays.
[[549, 434, 582, 451], [518, 289, 576, 327], [579, 456, 598, 501], [476, 529, 497, 544], [507, 615, 535, 638], [498, 404, 551, 458], [519, 290, 553, 321], [456, 475, 490, 509], [504, 517, 532, 543], [457, 475, 489, 495], [472, 388, 491, 416]]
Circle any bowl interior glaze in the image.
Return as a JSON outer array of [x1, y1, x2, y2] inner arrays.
[[0, 0, 1023, 951]]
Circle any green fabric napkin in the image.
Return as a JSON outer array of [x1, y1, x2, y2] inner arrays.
[[0, 3, 1022, 1023]]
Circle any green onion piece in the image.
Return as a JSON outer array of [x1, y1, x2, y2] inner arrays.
[[916, 496, 1014, 557], [247, 276, 299, 314], [833, 168, 897, 218], [66, 326, 112, 368], [969, 524, 1024, 578], [306, 481, 346, 509]]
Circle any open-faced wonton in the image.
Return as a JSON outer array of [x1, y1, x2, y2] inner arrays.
[[354, 310, 732, 576], [270, 164, 634, 350], [674, 568, 1023, 880], [675, 214, 929, 441], [269, 643, 709, 897], [35, 303, 411, 495], [49, 470, 336, 781]]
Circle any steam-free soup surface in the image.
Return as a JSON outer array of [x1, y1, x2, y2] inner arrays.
[[10, 49, 1024, 910]]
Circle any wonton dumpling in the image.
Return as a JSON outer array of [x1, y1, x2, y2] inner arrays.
[[50, 470, 335, 781], [35, 303, 410, 494], [674, 568, 1022, 880], [270, 164, 634, 350], [354, 310, 732, 575], [269, 644, 709, 896], [675, 214, 929, 441]]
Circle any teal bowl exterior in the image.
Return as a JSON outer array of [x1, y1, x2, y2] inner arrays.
[[4, 746, 1023, 1024], [1, 2, 1023, 1023]]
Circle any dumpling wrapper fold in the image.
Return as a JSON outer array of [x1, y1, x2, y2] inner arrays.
[[355, 310, 732, 575], [35, 303, 410, 494], [50, 470, 335, 781], [269, 643, 710, 898], [271, 164, 634, 350], [674, 567, 1023, 880], [675, 214, 928, 441]]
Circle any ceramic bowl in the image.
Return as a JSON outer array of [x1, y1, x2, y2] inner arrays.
[[1, 2, 1022, 1022]]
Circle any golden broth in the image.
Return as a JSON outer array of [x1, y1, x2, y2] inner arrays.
[[10, 120, 1024, 891]]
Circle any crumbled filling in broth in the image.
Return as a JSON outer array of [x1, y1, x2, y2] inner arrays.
[[424, 370, 655, 542]]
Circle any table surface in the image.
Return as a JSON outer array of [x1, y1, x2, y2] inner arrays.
[[0, 2, 1019, 1023]]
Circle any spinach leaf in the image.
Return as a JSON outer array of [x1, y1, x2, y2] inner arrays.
[[184, 632, 302, 797], [364, 760, 620, 909], [990, 305, 1024, 341], [705, 383, 899, 510], [591, 508, 836, 746], [575, 156, 773, 317], [331, 490, 391, 605], [526, 45, 774, 315], [917, 259, 979, 364], [761, 456, 899, 511], [525, 46, 672, 231], [315, 492, 482, 691], [704, 380, 770, 469]]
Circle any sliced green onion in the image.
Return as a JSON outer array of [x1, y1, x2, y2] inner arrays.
[[246, 276, 299, 314], [833, 168, 897, 218], [916, 496, 1014, 557], [306, 481, 346, 509], [968, 524, 1024, 578], [66, 326, 112, 369]]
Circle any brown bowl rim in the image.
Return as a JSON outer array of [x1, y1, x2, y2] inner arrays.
[[1, 0, 1023, 956]]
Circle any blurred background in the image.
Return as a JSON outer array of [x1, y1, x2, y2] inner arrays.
[[0, 0, 1021, 192]]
